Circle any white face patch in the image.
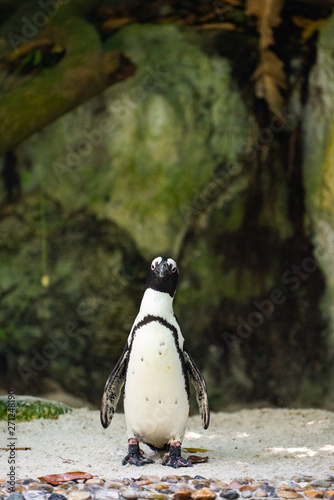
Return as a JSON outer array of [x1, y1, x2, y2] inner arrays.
[[167, 258, 177, 273], [151, 257, 178, 273], [151, 257, 162, 270]]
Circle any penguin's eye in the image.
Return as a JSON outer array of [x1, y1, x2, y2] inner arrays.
[[151, 257, 162, 271], [167, 258, 177, 273]]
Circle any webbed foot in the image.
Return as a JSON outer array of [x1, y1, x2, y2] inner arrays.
[[162, 442, 193, 468], [122, 440, 154, 466]]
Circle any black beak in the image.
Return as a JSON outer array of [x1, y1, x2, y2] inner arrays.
[[156, 260, 170, 277]]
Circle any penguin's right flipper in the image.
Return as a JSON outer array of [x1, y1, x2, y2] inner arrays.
[[183, 349, 210, 430], [100, 345, 129, 428]]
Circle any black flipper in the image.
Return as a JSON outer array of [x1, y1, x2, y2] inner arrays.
[[183, 349, 210, 429], [100, 345, 129, 428]]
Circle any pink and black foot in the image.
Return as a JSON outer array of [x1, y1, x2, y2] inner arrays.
[[122, 438, 154, 466], [162, 442, 193, 468]]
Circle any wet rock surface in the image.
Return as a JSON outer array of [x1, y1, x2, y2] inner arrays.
[[0, 475, 333, 500]]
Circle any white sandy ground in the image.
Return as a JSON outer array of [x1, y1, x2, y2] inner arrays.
[[1, 408, 334, 483]]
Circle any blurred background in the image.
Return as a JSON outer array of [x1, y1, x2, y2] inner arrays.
[[0, 0, 334, 412]]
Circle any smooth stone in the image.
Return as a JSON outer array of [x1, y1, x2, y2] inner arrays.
[[48, 495, 67, 500], [67, 491, 91, 500], [92, 490, 119, 499], [241, 492, 252, 498], [28, 484, 53, 493], [105, 482, 125, 490], [23, 492, 47, 498], [228, 482, 242, 491], [172, 490, 193, 500], [194, 485, 208, 491], [121, 490, 139, 500], [139, 477, 160, 483], [85, 479, 105, 486], [56, 483, 77, 491], [260, 485, 277, 497], [255, 491, 268, 498], [154, 484, 171, 491], [7, 494, 25, 500], [276, 491, 302, 499], [14, 487, 25, 493], [130, 484, 141, 490], [213, 483, 228, 490], [220, 491, 239, 500], [310, 482, 332, 489], [304, 492, 324, 498], [191, 488, 217, 500], [138, 493, 169, 500]]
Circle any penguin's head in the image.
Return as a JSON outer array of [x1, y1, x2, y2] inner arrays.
[[146, 256, 178, 297]]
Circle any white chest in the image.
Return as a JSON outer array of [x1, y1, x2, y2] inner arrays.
[[124, 319, 189, 446]]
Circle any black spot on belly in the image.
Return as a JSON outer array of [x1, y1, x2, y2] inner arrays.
[[158, 351, 162, 355], [141, 357, 144, 361]]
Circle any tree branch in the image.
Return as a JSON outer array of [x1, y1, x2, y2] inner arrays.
[[0, 7, 135, 156]]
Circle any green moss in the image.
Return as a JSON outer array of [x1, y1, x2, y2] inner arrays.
[[0, 396, 72, 421], [29, 23, 249, 255]]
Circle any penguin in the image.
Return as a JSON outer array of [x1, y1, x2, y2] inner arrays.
[[101, 256, 210, 468]]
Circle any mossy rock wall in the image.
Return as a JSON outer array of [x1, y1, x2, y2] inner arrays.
[[0, 22, 332, 410], [302, 12, 334, 402], [25, 24, 250, 256], [303, 13, 334, 335]]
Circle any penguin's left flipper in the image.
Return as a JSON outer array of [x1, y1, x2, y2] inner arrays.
[[184, 349, 210, 429], [101, 345, 129, 429]]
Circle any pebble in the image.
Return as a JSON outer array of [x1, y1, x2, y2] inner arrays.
[[7, 495, 24, 500], [191, 488, 216, 500], [172, 490, 192, 500], [85, 479, 104, 487], [220, 491, 239, 500], [277, 491, 303, 499], [67, 491, 91, 500], [255, 490, 268, 497], [0, 475, 331, 500], [105, 483, 124, 490], [122, 489, 139, 500]]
